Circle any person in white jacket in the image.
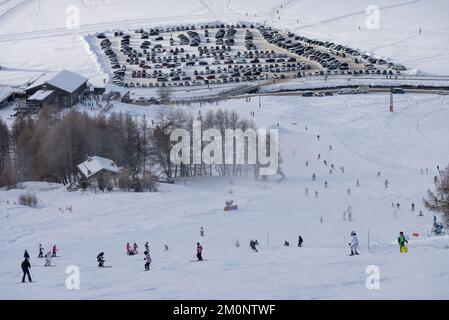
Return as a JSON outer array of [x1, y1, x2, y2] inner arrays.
[[144, 251, 152, 271], [44, 251, 52, 266], [349, 231, 360, 256]]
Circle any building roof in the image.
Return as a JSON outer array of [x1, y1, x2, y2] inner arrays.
[[77, 156, 120, 178], [27, 90, 55, 101], [104, 83, 130, 96], [26, 70, 88, 94], [0, 86, 13, 103]]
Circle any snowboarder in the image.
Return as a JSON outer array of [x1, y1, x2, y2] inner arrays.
[[133, 243, 139, 254], [144, 251, 152, 271], [398, 232, 408, 253], [200, 226, 204, 237], [298, 235, 303, 247], [97, 252, 105, 267], [349, 231, 359, 256], [24, 250, 30, 260], [196, 242, 203, 261], [52, 245, 57, 257], [44, 251, 52, 266], [21, 257, 32, 283], [284, 241, 290, 246], [38, 244, 44, 258], [249, 240, 258, 252], [235, 240, 240, 248]]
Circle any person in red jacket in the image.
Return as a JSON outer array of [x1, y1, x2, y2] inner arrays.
[[52, 245, 57, 257], [196, 242, 203, 261]]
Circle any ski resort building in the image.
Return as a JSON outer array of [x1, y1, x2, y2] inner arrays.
[[25, 70, 89, 109], [77, 156, 120, 182]]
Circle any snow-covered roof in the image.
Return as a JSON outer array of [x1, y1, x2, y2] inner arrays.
[[104, 83, 130, 96], [77, 156, 119, 178], [27, 90, 55, 101], [0, 86, 13, 103], [26, 70, 88, 94]]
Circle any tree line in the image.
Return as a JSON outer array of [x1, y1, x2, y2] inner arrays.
[[0, 106, 270, 189]]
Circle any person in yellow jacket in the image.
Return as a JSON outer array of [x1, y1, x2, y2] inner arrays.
[[398, 231, 408, 253]]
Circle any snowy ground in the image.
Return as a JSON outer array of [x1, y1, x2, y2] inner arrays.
[[1, 0, 449, 87], [1, 93, 449, 299]]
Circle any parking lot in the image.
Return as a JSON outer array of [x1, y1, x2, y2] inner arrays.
[[96, 23, 405, 89]]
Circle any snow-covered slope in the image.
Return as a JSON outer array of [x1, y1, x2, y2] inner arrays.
[[1, 0, 449, 86], [1, 93, 449, 299]]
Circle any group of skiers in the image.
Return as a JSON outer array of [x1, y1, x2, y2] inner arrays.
[[20, 244, 58, 283], [19, 225, 414, 283]]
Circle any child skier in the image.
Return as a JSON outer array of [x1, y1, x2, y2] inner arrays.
[[349, 231, 359, 256], [249, 240, 258, 252], [52, 245, 57, 257], [196, 242, 204, 261], [38, 244, 44, 258], [97, 252, 105, 267], [144, 251, 152, 271], [44, 251, 52, 266], [398, 232, 408, 253]]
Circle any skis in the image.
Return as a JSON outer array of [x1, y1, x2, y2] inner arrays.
[[189, 259, 208, 262]]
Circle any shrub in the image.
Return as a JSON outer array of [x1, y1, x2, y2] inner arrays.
[[18, 193, 38, 208]]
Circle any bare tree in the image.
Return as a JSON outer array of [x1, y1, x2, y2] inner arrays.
[[424, 165, 449, 225]]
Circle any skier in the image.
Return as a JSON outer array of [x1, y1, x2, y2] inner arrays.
[[200, 226, 205, 237], [324, 181, 328, 188], [349, 231, 359, 256], [38, 244, 44, 258], [24, 250, 30, 260], [196, 242, 204, 261], [249, 240, 258, 252], [145, 242, 150, 253], [133, 243, 139, 254], [398, 232, 408, 253], [284, 241, 290, 246], [298, 235, 303, 247], [144, 251, 152, 271], [235, 240, 240, 248], [97, 252, 105, 267], [52, 245, 57, 257], [21, 257, 32, 283], [411, 203, 415, 212], [44, 251, 52, 266], [126, 242, 132, 255], [164, 244, 169, 251], [312, 173, 316, 181], [384, 179, 389, 188]]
